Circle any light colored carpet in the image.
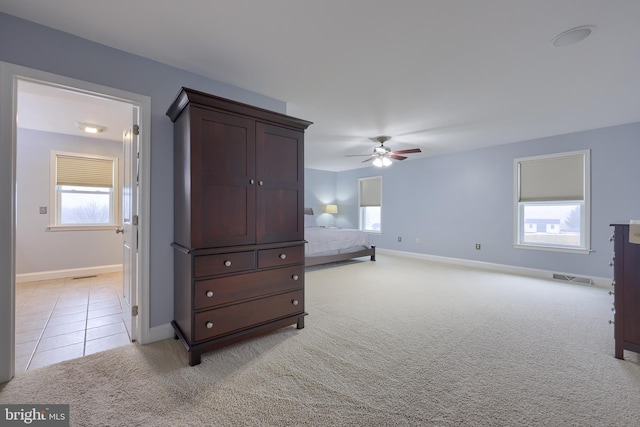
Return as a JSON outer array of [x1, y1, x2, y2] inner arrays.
[[2, 254, 640, 426]]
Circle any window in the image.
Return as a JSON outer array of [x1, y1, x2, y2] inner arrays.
[[359, 176, 382, 233], [50, 152, 119, 229], [514, 150, 590, 253]]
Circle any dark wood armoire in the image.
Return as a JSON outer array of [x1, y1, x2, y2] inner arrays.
[[167, 88, 312, 365], [610, 223, 640, 359]]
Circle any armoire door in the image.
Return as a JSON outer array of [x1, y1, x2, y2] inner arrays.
[[190, 106, 257, 248], [255, 122, 304, 244]]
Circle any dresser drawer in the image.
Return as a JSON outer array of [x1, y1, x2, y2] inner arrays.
[[194, 251, 255, 278], [194, 265, 303, 310], [194, 289, 304, 342], [258, 245, 304, 269]]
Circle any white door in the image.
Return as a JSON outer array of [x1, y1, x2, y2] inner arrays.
[[119, 108, 139, 342]]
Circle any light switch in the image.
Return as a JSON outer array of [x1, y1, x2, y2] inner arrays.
[[39, 207, 47, 214]]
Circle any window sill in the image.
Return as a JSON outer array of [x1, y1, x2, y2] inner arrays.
[[47, 225, 119, 232], [513, 243, 591, 255]]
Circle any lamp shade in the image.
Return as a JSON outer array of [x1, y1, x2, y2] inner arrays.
[[325, 204, 338, 214]]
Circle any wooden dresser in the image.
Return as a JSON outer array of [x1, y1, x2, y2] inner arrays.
[[167, 88, 312, 365], [610, 222, 640, 359]]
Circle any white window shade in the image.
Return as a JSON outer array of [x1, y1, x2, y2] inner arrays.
[[518, 153, 585, 202], [56, 155, 114, 188], [360, 177, 381, 206]]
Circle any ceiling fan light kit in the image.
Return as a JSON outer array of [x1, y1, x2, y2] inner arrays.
[[372, 156, 392, 167], [346, 135, 421, 167]]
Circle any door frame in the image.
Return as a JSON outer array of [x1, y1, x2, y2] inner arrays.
[[0, 61, 151, 382]]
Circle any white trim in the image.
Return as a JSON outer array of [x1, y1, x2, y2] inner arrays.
[[136, 89, 151, 346], [147, 323, 176, 343], [15, 264, 122, 284], [377, 248, 611, 288], [0, 61, 152, 382], [513, 149, 591, 253], [47, 225, 120, 232], [49, 150, 120, 227], [358, 176, 383, 233], [0, 61, 17, 384], [513, 243, 590, 255]]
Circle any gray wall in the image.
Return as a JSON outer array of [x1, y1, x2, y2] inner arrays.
[[305, 122, 640, 280], [0, 12, 286, 328], [304, 168, 340, 227], [16, 129, 122, 275], [3, 11, 638, 336]]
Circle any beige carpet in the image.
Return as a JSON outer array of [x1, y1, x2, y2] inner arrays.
[[2, 254, 640, 426]]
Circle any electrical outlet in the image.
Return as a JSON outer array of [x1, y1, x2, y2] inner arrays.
[[39, 207, 47, 214], [475, 243, 481, 250], [398, 236, 402, 242]]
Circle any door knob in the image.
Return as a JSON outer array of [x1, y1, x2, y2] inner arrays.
[[115, 228, 124, 234]]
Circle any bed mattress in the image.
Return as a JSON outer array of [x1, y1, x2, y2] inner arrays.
[[304, 227, 371, 257]]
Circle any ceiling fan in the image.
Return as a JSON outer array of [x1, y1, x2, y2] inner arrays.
[[346, 136, 422, 167]]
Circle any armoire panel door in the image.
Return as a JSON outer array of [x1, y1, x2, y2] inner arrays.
[[622, 227, 640, 346], [191, 107, 257, 248], [256, 123, 304, 244]]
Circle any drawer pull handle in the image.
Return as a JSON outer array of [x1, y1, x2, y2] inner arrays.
[[608, 320, 614, 325], [609, 291, 614, 296], [292, 274, 299, 280], [224, 260, 232, 267], [206, 290, 214, 298], [259, 180, 264, 186], [279, 254, 287, 260], [291, 299, 299, 306], [609, 262, 614, 267], [250, 179, 255, 184], [206, 321, 214, 329]]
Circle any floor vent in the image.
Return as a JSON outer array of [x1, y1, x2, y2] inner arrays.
[[552, 273, 593, 285]]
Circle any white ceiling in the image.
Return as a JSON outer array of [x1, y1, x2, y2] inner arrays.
[[17, 80, 133, 143], [3, 0, 640, 171]]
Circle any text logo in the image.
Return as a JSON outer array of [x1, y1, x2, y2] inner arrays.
[[1, 405, 69, 427]]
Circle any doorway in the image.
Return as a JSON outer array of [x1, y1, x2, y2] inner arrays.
[[15, 79, 133, 371], [0, 62, 151, 381]]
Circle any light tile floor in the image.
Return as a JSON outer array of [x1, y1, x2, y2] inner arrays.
[[15, 272, 131, 371]]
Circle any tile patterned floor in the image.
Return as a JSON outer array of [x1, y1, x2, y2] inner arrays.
[[15, 272, 131, 371]]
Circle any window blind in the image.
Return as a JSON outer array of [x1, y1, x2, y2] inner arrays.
[[56, 155, 114, 188], [518, 153, 584, 202], [360, 177, 381, 206]]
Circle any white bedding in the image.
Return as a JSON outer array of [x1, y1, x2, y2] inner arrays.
[[304, 227, 371, 257]]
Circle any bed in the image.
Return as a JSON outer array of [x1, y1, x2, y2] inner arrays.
[[304, 208, 376, 267]]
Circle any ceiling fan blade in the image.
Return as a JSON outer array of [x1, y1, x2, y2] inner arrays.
[[388, 155, 408, 161], [392, 148, 422, 155], [361, 157, 374, 163], [345, 154, 372, 157]]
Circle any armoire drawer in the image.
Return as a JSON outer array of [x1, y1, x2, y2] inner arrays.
[[258, 245, 304, 269], [194, 251, 255, 278], [194, 289, 304, 342], [194, 265, 303, 310]]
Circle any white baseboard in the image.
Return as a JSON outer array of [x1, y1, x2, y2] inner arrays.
[[377, 248, 612, 288], [15, 264, 123, 283]]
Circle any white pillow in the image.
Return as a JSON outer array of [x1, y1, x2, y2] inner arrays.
[[304, 214, 318, 228]]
